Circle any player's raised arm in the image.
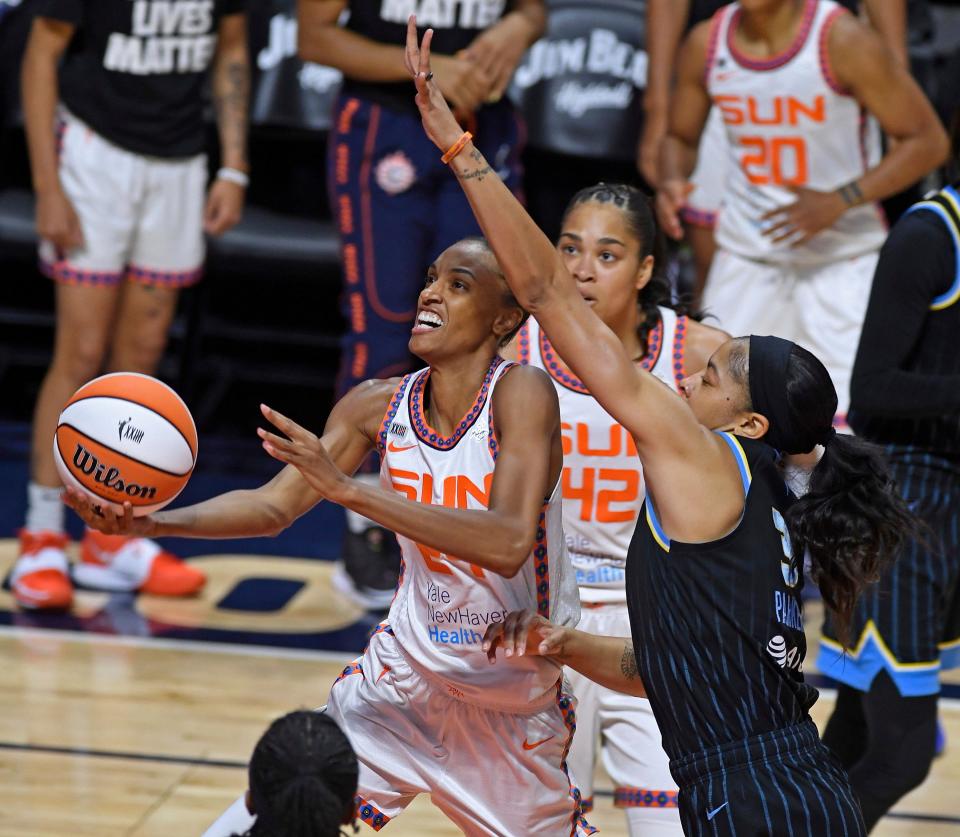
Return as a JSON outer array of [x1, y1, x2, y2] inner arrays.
[[403, 19, 712, 470], [259, 366, 562, 579], [65, 380, 393, 540]]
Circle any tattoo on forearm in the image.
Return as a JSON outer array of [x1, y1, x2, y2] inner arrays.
[[456, 165, 493, 182], [213, 58, 249, 163], [620, 641, 639, 679], [455, 148, 493, 183]]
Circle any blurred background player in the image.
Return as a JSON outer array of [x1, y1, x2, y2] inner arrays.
[[70, 237, 587, 836], [236, 710, 358, 837], [506, 182, 727, 834], [817, 171, 960, 831], [297, 0, 544, 609], [641, 0, 907, 299], [10, 0, 251, 610], [654, 0, 946, 426]]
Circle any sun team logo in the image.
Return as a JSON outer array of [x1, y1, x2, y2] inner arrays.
[[375, 152, 416, 195]]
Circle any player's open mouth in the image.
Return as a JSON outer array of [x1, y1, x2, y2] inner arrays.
[[412, 311, 444, 333]]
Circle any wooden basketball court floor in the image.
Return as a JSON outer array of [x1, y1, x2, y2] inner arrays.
[[1, 540, 958, 836]]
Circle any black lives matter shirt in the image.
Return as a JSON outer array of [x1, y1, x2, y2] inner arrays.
[[626, 436, 818, 761], [39, 0, 245, 157], [343, 0, 512, 113]]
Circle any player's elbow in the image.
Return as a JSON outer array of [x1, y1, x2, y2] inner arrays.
[[261, 501, 295, 537], [498, 534, 536, 578], [927, 124, 951, 170]]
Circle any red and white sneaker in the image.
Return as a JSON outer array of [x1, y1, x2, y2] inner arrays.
[[11, 530, 73, 610], [76, 529, 206, 596]]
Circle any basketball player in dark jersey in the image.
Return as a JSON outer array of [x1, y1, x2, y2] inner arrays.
[[815, 179, 960, 830], [405, 20, 915, 834]]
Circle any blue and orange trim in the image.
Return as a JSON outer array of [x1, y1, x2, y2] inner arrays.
[[614, 787, 680, 809], [408, 356, 504, 451]]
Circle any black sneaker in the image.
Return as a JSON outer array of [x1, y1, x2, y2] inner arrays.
[[332, 526, 402, 611]]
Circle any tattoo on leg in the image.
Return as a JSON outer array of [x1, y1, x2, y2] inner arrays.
[[620, 640, 639, 679]]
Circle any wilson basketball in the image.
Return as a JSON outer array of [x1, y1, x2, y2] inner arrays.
[[53, 373, 198, 516]]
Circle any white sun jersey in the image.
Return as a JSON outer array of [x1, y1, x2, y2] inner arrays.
[[518, 308, 687, 604], [707, 0, 886, 265], [377, 357, 580, 711]]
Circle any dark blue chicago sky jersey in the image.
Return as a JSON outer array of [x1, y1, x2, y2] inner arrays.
[[626, 433, 818, 761]]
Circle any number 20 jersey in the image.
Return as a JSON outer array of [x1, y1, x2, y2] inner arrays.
[[518, 310, 687, 604], [707, 0, 886, 265], [377, 358, 580, 711]]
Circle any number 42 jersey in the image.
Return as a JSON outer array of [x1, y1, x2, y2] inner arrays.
[[518, 309, 688, 604]]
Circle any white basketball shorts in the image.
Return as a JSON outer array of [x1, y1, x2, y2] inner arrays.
[[701, 247, 879, 422], [39, 108, 206, 288], [566, 603, 682, 836], [200, 626, 595, 836]]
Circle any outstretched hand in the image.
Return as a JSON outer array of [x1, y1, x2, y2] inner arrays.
[[258, 404, 348, 501], [62, 486, 156, 537], [405, 16, 470, 153], [482, 610, 570, 664]]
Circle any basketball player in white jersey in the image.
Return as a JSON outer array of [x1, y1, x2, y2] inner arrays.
[[641, 0, 907, 296], [656, 0, 948, 424], [67, 237, 589, 837], [503, 182, 727, 834]]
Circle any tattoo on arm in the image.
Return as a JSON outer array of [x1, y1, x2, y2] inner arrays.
[[620, 640, 639, 680], [213, 58, 249, 166], [454, 148, 493, 183]]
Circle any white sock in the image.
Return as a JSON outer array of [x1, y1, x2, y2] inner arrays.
[[25, 482, 66, 534], [346, 473, 382, 534]]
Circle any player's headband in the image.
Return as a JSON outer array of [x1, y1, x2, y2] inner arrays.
[[747, 334, 824, 455]]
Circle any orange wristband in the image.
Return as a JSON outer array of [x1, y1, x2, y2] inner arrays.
[[441, 132, 473, 165]]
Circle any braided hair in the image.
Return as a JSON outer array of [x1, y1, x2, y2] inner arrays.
[[561, 183, 700, 359], [240, 711, 359, 837]]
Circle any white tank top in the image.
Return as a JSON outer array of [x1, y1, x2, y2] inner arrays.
[[377, 357, 580, 710], [519, 308, 686, 603], [707, 0, 886, 265]]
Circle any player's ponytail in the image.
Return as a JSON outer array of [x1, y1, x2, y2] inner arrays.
[[745, 337, 917, 644], [788, 431, 914, 644], [243, 710, 358, 837]]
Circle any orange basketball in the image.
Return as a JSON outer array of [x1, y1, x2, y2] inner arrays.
[[54, 373, 198, 516]]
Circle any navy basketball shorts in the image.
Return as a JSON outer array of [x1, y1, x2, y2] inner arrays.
[[671, 720, 865, 836], [818, 448, 960, 696]]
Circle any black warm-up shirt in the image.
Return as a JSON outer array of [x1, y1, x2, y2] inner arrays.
[[848, 185, 960, 455], [38, 0, 245, 157]]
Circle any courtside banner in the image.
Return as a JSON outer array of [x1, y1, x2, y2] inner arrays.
[[509, 0, 647, 161]]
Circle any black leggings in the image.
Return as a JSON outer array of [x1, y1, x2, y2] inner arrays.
[[821, 670, 938, 832]]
